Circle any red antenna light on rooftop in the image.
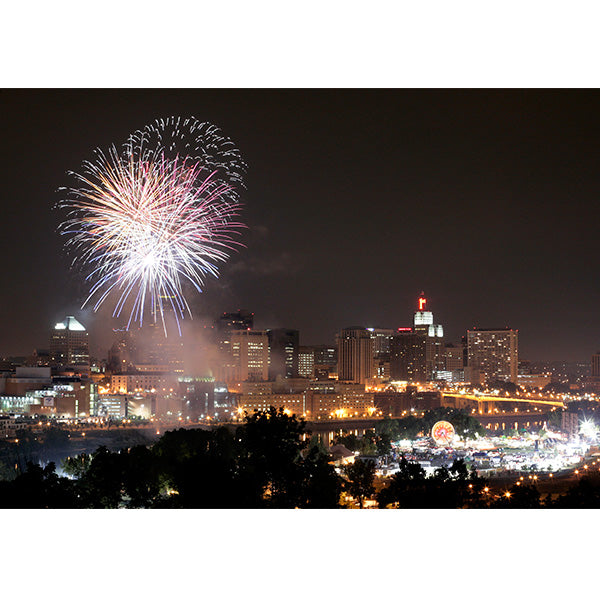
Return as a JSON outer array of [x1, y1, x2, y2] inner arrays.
[[418, 291, 427, 311]]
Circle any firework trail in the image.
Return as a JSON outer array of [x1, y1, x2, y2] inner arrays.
[[126, 116, 246, 200], [58, 118, 246, 335]]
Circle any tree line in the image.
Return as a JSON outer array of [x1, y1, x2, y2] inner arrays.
[[0, 407, 598, 508]]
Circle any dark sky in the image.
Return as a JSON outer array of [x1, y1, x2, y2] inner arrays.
[[1, 89, 599, 362]]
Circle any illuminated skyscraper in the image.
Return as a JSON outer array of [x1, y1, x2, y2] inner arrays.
[[366, 328, 394, 356], [50, 316, 90, 369], [337, 327, 373, 385], [298, 346, 315, 378], [390, 329, 427, 382], [412, 292, 444, 380], [466, 328, 518, 384], [267, 329, 299, 379], [215, 329, 269, 382]]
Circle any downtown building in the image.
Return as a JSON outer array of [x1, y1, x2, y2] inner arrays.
[[267, 328, 299, 379], [390, 330, 427, 382], [337, 327, 373, 385], [236, 380, 376, 420], [466, 327, 519, 384], [368, 328, 394, 381], [216, 310, 254, 332], [298, 345, 337, 379], [389, 293, 444, 383], [214, 329, 269, 383], [50, 316, 90, 373], [585, 351, 600, 393], [298, 346, 315, 378]]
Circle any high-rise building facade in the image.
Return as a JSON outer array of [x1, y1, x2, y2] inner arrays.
[[313, 345, 337, 368], [367, 328, 394, 356], [466, 328, 518, 384], [337, 327, 373, 385], [443, 344, 464, 371], [298, 346, 315, 378], [50, 316, 90, 369], [216, 310, 254, 332], [592, 352, 600, 377], [412, 293, 444, 380], [367, 328, 393, 381], [214, 329, 269, 382], [267, 329, 299, 379], [389, 330, 427, 382]]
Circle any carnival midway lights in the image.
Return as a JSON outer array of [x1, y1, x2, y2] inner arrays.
[[383, 416, 597, 479], [58, 117, 246, 335]]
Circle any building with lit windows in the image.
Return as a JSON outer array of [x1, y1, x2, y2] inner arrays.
[[443, 344, 464, 371], [337, 327, 373, 385], [466, 327, 518, 384], [110, 371, 175, 394], [412, 293, 444, 379], [367, 328, 394, 356], [586, 352, 600, 392], [214, 330, 269, 382], [267, 328, 299, 379], [314, 345, 337, 369], [298, 346, 315, 378], [96, 395, 128, 419], [366, 329, 393, 381], [390, 329, 427, 382], [50, 316, 90, 371], [236, 388, 376, 420], [388, 294, 446, 382], [216, 310, 254, 332], [237, 393, 307, 417]]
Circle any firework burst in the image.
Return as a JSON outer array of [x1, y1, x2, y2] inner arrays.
[[126, 116, 246, 202], [58, 119, 246, 334]]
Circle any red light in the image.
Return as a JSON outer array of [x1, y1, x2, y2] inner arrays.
[[418, 297, 427, 310]]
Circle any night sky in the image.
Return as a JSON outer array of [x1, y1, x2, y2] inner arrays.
[[1, 89, 598, 362]]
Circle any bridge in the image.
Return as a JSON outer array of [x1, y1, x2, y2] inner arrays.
[[442, 392, 565, 410]]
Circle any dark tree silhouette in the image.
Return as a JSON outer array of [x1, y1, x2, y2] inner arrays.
[[343, 459, 375, 508]]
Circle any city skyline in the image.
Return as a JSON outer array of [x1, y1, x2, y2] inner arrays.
[[1, 89, 599, 362]]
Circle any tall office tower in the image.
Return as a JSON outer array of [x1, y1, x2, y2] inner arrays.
[[412, 293, 444, 380], [314, 345, 337, 367], [313, 344, 337, 379], [389, 329, 427, 382], [50, 316, 90, 369], [443, 344, 464, 371], [216, 310, 254, 332], [267, 329, 299, 379], [592, 352, 600, 377], [133, 321, 184, 373], [466, 327, 519, 384], [367, 328, 394, 356], [337, 327, 373, 385], [367, 328, 393, 380], [215, 329, 269, 382], [298, 346, 315, 378]]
